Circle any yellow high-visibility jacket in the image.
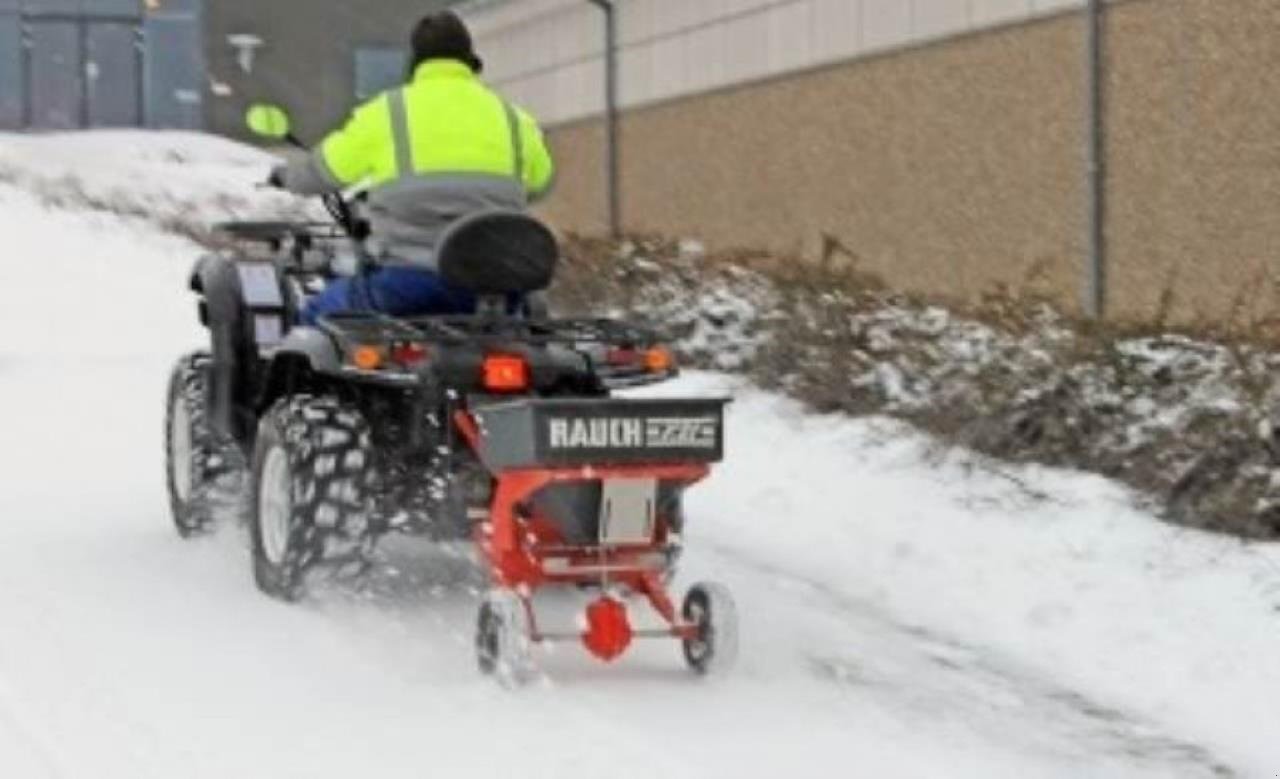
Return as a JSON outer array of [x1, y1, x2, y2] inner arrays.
[[283, 58, 555, 269]]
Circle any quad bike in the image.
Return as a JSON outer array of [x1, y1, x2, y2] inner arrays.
[[164, 105, 737, 680]]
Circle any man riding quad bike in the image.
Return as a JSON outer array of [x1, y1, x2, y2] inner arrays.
[[164, 12, 738, 680], [270, 11, 554, 324]]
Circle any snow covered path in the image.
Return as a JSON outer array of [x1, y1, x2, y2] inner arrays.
[[0, 133, 1276, 778]]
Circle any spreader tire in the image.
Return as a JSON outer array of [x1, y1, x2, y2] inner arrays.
[[250, 395, 375, 601], [476, 589, 536, 685], [681, 582, 739, 675], [165, 351, 221, 537]]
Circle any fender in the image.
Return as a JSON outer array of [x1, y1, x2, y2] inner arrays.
[[189, 254, 243, 327], [189, 254, 252, 441], [272, 327, 341, 373], [255, 328, 342, 412]]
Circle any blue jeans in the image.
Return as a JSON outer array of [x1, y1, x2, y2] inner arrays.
[[301, 267, 476, 325]]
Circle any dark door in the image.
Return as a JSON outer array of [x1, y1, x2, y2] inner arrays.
[[0, 14, 22, 129], [86, 22, 139, 127], [144, 2, 203, 129], [28, 19, 81, 129]]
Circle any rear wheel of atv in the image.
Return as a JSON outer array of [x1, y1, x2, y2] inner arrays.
[[681, 582, 739, 675], [476, 589, 536, 685], [166, 351, 220, 538], [250, 395, 375, 601]]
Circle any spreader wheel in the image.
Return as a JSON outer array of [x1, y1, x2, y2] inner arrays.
[[476, 589, 536, 685], [681, 582, 739, 675]]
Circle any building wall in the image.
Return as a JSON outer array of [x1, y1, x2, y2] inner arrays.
[[539, 14, 1087, 314], [203, 0, 456, 140], [463, 0, 1280, 325], [0, 0, 205, 130], [1104, 0, 1280, 325], [466, 0, 1085, 126]]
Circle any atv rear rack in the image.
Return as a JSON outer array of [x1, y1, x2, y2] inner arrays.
[[320, 311, 663, 348], [319, 311, 674, 388]]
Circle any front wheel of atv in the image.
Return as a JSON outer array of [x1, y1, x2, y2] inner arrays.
[[250, 395, 376, 601], [166, 351, 220, 538], [681, 582, 739, 675]]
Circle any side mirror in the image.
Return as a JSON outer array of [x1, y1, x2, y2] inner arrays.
[[245, 103, 292, 140]]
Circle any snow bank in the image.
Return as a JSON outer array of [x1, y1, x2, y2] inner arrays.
[[646, 373, 1280, 776], [0, 131, 306, 238]]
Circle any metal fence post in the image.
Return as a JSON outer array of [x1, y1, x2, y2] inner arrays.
[[1085, 0, 1107, 319], [587, 0, 621, 239]]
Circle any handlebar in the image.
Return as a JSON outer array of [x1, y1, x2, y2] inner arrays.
[[278, 132, 365, 241]]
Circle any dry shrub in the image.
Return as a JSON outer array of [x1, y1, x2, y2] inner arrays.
[[551, 234, 1280, 540]]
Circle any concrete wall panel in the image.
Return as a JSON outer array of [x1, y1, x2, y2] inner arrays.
[[765, 1, 814, 74], [972, 0, 1033, 26], [684, 21, 730, 95], [810, 0, 862, 62], [861, 0, 914, 52], [717, 10, 772, 88], [1032, 0, 1081, 14], [913, 0, 972, 39]]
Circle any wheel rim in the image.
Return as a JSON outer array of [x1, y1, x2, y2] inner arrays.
[[259, 445, 293, 566], [170, 399, 193, 502], [477, 606, 499, 672], [686, 600, 711, 662]]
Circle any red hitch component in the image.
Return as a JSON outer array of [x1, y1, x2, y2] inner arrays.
[[582, 596, 633, 662]]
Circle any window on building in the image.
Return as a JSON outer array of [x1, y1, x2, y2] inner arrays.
[[355, 47, 407, 100]]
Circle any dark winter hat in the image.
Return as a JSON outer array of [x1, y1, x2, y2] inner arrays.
[[410, 11, 483, 74]]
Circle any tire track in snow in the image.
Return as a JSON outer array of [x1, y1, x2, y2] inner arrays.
[[698, 542, 1238, 778], [0, 671, 67, 778]]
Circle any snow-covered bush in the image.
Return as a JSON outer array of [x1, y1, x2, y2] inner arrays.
[[551, 235, 1280, 540]]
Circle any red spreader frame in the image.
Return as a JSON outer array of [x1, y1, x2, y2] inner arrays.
[[455, 411, 707, 662]]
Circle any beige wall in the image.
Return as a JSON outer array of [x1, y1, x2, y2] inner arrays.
[[467, 0, 1280, 325], [540, 13, 1089, 315], [466, 0, 1086, 126], [1105, 0, 1280, 325]]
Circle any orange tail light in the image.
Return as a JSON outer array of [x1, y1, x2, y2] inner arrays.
[[644, 346, 675, 373], [349, 345, 384, 371]]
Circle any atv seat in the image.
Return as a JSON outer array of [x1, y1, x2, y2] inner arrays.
[[437, 210, 559, 295]]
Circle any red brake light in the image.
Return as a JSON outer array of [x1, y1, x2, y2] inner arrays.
[[482, 355, 530, 392], [391, 342, 429, 367], [605, 348, 639, 366]]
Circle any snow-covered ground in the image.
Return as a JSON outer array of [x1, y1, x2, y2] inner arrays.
[[0, 132, 1276, 778]]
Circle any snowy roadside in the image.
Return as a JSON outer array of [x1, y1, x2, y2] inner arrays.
[[647, 373, 1280, 776], [0, 131, 1277, 776]]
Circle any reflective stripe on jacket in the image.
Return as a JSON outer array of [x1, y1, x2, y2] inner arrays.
[[283, 59, 555, 269]]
